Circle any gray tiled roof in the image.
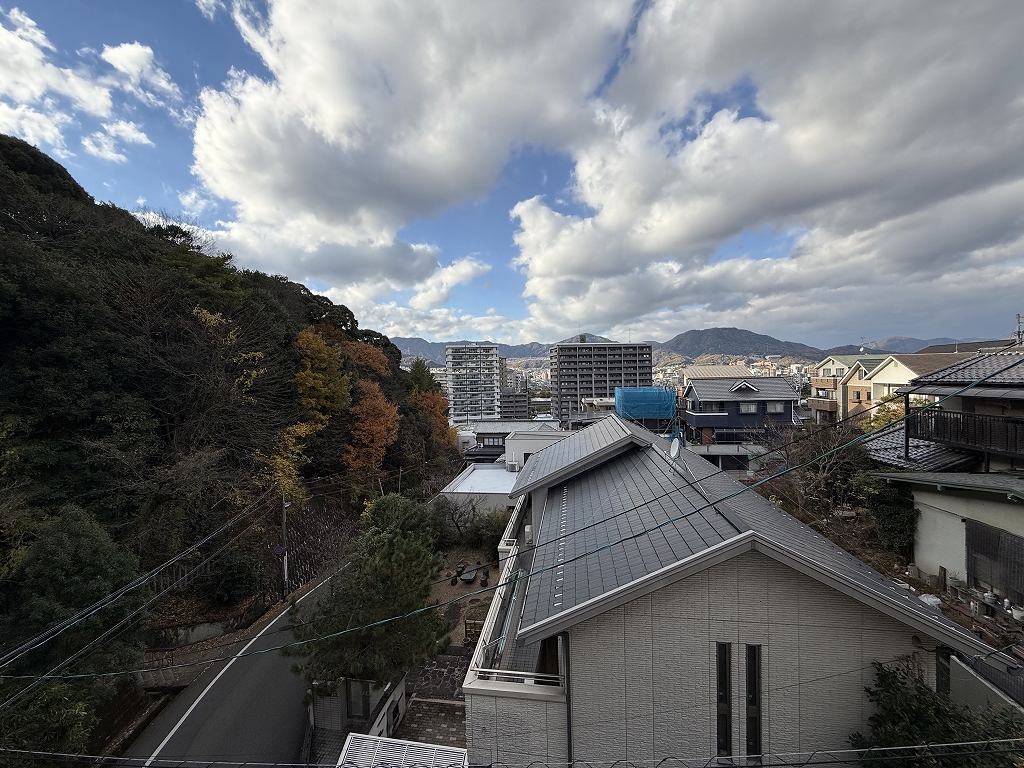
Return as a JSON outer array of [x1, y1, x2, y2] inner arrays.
[[680, 365, 752, 380], [875, 471, 1024, 500], [518, 444, 743, 629], [510, 420, 998, 661], [863, 425, 976, 471], [686, 377, 799, 401], [904, 351, 1024, 387], [509, 415, 648, 497]]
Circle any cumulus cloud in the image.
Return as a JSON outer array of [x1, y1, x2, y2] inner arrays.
[[101, 42, 182, 107], [187, 1, 1024, 343], [0, 10, 182, 161]]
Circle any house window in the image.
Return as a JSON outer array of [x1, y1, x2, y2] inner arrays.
[[716, 643, 732, 757], [822, 368, 832, 376], [745, 645, 762, 758], [766, 401, 785, 414], [835, 368, 845, 376], [739, 402, 757, 414], [482, 436, 504, 446], [853, 391, 861, 401]]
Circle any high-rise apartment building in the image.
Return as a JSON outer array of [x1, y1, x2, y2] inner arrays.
[[550, 338, 653, 423], [446, 344, 501, 422]]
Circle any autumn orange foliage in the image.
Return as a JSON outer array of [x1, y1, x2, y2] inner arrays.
[[409, 389, 455, 448], [339, 340, 391, 377], [343, 380, 401, 471]]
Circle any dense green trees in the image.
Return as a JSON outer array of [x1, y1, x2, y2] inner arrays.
[[287, 495, 446, 687], [851, 662, 1024, 766], [0, 134, 458, 752]]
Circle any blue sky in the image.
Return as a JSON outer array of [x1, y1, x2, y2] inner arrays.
[[3, 2, 1023, 346]]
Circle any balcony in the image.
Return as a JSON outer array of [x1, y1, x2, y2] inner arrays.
[[807, 397, 838, 412], [685, 410, 729, 427], [907, 410, 1024, 458], [811, 376, 839, 390]]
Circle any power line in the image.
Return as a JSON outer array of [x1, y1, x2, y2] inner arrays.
[[6, 354, 1021, 687], [5, 356, 1021, 695], [0, 488, 276, 673]]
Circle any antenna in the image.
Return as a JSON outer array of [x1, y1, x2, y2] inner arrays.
[[1017, 313, 1023, 346]]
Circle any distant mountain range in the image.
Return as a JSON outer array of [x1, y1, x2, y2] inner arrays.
[[393, 328, 987, 366]]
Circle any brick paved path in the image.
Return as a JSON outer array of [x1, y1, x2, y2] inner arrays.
[[393, 699, 465, 748]]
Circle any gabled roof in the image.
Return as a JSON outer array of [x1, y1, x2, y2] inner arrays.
[[680, 364, 752, 380], [812, 354, 865, 370], [508, 419, 1009, 668], [876, 471, 1024, 501], [509, 415, 651, 498], [472, 420, 558, 435], [839, 358, 887, 384], [685, 376, 799, 402], [867, 353, 976, 380], [901, 351, 1024, 389]]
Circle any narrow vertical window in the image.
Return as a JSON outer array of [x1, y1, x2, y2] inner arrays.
[[746, 645, 762, 759], [717, 642, 732, 757]]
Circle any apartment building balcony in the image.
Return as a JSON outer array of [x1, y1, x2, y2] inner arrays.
[[807, 397, 839, 412], [907, 410, 1024, 459], [811, 376, 839, 390]]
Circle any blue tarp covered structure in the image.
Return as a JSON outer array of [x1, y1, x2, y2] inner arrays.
[[614, 387, 677, 419]]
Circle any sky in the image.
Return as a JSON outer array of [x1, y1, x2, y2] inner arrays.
[[2, 1, 1023, 348]]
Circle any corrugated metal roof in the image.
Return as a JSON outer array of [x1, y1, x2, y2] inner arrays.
[[339, 734, 467, 768], [686, 377, 799, 401]]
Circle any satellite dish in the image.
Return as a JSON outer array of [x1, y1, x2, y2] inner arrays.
[[669, 438, 680, 459]]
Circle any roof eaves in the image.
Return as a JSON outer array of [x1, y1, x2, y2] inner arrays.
[[875, 473, 1024, 502]]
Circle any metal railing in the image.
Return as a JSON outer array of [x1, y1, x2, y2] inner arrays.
[[472, 668, 564, 685], [908, 409, 1024, 457]]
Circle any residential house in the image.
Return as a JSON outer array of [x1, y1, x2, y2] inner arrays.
[[875, 473, 1024, 608], [462, 415, 1012, 765], [681, 376, 799, 445], [838, 358, 887, 424], [895, 350, 1024, 472], [808, 354, 878, 424], [441, 463, 520, 516], [864, 353, 975, 403], [462, 420, 561, 463]]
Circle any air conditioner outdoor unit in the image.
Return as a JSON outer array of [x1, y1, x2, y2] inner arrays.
[[506, 461, 520, 473]]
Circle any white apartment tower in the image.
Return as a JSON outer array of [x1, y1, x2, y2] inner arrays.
[[446, 344, 501, 423]]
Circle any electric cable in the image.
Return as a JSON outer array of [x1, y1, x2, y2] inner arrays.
[[5, 353, 1020, 689]]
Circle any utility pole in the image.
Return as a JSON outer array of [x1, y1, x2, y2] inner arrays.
[[281, 494, 290, 601], [1017, 313, 1023, 346]]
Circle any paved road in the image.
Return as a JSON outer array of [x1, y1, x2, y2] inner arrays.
[[127, 586, 324, 765]]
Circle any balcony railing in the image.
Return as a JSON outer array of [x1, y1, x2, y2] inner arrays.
[[811, 376, 839, 390], [908, 410, 1024, 458], [807, 397, 838, 412]]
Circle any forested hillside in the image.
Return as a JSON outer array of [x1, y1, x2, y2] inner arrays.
[[0, 135, 456, 753]]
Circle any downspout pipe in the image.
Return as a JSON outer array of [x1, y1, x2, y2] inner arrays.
[[559, 631, 573, 763]]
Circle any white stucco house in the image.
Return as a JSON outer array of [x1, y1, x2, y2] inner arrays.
[[462, 415, 1015, 765]]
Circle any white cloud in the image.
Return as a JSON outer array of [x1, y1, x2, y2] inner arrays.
[[178, 186, 214, 217], [409, 257, 491, 310], [103, 119, 152, 145], [194, 0, 225, 21], [81, 130, 126, 162], [101, 42, 182, 107], [0, 102, 70, 151]]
